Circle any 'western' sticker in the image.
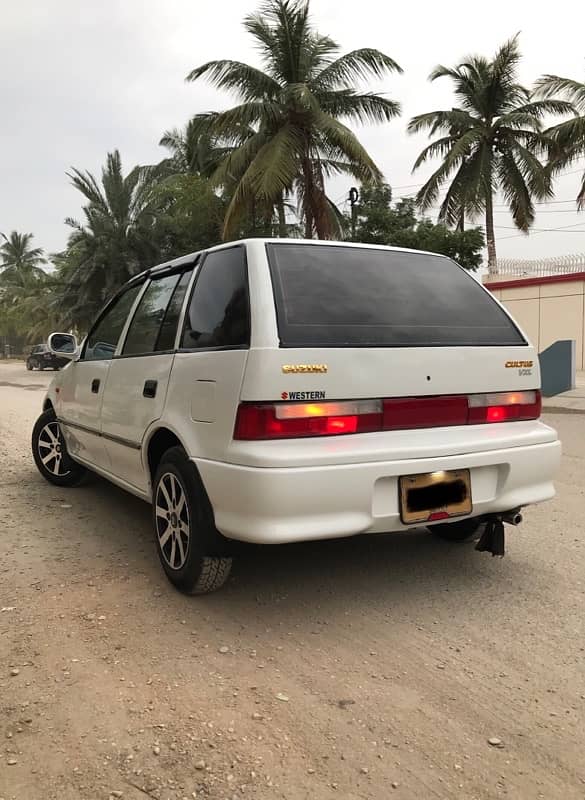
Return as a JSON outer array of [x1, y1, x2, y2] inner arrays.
[[281, 391, 326, 401]]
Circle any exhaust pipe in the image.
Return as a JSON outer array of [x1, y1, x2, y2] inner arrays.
[[502, 510, 523, 526]]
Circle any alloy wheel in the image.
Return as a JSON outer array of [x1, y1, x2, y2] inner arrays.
[[37, 421, 71, 477], [155, 472, 190, 570]]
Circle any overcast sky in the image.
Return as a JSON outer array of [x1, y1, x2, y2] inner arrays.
[[1, 0, 584, 263]]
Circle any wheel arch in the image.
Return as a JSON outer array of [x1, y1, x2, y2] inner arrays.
[[43, 398, 54, 413], [146, 426, 190, 481]]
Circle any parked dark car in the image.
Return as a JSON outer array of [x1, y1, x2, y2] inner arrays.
[[25, 344, 68, 371]]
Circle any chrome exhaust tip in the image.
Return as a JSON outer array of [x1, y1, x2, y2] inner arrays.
[[502, 510, 523, 526]]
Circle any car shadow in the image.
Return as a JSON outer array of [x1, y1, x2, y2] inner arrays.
[[76, 472, 535, 623]]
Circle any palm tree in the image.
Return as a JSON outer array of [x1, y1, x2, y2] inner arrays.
[[534, 73, 585, 209], [159, 115, 252, 179], [408, 35, 572, 273], [0, 231, 45, 284], [186, 0, 402, 239], [62, 150, 163, 321]]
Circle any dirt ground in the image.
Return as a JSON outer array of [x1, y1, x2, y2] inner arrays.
[[1, 360, 584, 800]]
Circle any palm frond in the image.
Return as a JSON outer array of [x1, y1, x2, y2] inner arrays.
[[239, 124, 303, 199], [185, 60, 280, 101], [319, 91, 400, 124], [496, 149, 535, 232], [316, 48, 403, 90], [534, 75, 585, 110], [314, 113, 382, 183]]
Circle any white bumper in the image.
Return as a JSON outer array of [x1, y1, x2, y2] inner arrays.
[[195, 436, 561, 544]]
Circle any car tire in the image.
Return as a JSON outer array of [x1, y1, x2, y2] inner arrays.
[[428, 517, 483, 542], [153, 446, 232, 595], [26, 361, 32, 371], [32, 409, 88, 487]]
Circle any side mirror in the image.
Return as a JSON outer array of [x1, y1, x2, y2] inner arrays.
[[48, 332, 79, 360]]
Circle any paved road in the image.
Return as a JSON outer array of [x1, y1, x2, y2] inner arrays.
[[1, 361, 584, 800]]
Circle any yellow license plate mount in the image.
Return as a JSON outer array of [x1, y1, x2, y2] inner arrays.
[[399, 469, 472, 525]]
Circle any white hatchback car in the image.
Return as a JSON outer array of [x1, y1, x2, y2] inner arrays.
[[33, 239, 561, 593]]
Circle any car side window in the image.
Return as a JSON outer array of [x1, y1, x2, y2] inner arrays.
[[154, 270, 193, 352], [122, 273, 181, 357], [181, 248, 250, 350], [83, 284, 142, 362]]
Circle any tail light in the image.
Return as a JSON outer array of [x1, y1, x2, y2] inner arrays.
[[234, 391, 541, 441], [234, 400, 382, 440], [467, 391, 541, 423]]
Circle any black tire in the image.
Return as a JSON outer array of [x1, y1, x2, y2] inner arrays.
[[26, 361, 33, 371], [32, 409, 88, 487], [153, 446, 232, 595], [428, 517, 484, 542]]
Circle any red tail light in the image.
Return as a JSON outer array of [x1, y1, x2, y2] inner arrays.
[[234, 391, 541, 441], [383, 396, 468, 430], [234, 400, 382, 440], [467, 391, 541, 423]]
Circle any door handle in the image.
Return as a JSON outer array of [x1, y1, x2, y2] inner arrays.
[[91, 379, 100, 394], [143, 380, 158, 399]]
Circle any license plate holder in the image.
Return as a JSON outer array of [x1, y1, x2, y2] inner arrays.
[[399, 469, 472, 525]]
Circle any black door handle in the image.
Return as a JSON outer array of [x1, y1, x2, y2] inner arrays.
[[143, 380, 158, 398], [91, 379, 100, 394]]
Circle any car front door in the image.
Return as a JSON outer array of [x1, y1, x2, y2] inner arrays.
[[99, 267, 194, 493], [57, 283, 144, 470]]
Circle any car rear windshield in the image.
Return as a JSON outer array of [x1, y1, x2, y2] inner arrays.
[[266, 244, 526, 348]]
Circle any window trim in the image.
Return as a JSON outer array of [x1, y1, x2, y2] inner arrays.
[[117, 271, 183, 359], [110, 263, 200, 360], [178, 244, 251, 353], [79, 280, 148, 362], [79, 257, 202, 363]]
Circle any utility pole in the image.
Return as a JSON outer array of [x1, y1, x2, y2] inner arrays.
[[349, 187, 359, 241]]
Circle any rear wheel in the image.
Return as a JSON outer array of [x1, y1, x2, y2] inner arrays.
[[428, 517, 483, 542], [153, 447, 232, 595], [32, 409, 87, 487]]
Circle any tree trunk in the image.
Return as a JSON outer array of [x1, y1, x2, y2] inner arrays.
[[485, 191, 497, 275], [302, 157, 314, 239], [277, 197, 287, 238], [457, 208, 465, 232]]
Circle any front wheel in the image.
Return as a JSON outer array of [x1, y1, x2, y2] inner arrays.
[[428, 517, 484, 542], [153, 447, 232, 595], [32, 410, 87, 487], [26, 361, 33, 371]]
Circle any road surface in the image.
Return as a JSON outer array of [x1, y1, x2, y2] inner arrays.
[[1, 360, 584, 800]]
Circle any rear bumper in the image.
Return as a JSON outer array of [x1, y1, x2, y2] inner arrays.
[[195, 438, 561, 544]]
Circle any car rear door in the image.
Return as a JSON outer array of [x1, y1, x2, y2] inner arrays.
[[236, 241, 540, 463], [57, 282, 144, 469], [99, 266, 194, 493]]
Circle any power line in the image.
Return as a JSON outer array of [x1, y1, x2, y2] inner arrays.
[[493, 222, 585, 232], [492, 208, 584, 214], [498, 222, 585, 240], [391, 166, 584, 198]]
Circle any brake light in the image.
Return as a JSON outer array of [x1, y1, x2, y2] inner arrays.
[[234, 400, 382, 440], [233, 391, 541, 440], [467, 391, 541, 423]]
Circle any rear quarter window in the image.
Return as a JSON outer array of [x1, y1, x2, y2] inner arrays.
[[266, 244, 526, 348]]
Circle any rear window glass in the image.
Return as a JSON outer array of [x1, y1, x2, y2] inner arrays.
[[266, 244, 525, 348]]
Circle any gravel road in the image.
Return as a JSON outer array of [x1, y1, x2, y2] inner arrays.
[[1, 360, 584, 800]]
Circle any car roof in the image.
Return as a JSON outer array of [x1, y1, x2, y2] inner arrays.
[[127, 238, 450, 288]]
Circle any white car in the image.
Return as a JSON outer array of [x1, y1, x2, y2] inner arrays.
[[32, 239, 561, 594]]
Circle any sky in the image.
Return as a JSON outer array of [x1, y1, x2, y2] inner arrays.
[[0, 0, 584, 264]]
